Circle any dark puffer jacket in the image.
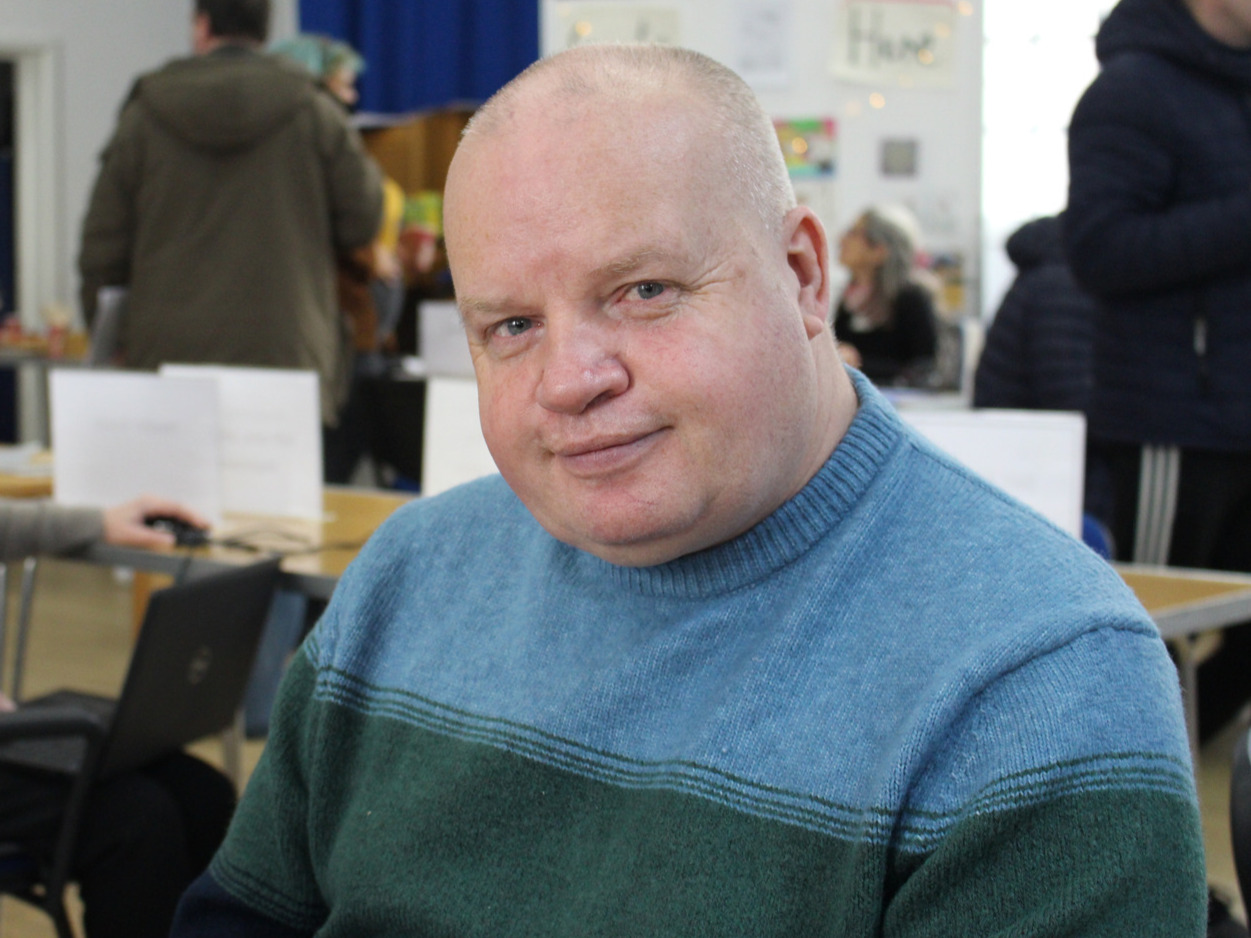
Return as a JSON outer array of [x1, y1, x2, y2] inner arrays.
[[1065, 0, 1251, 449], [974, 216, 1096, 414]]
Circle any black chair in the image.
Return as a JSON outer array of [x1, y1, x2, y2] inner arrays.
[[1234, 722, 1251, 912], [0, 706, 106, 938]]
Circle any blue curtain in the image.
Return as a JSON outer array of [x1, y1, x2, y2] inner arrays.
[[298, 0, 539, 115]]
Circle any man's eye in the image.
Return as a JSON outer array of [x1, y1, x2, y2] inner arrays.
[[633, 282, 665, 300], [492, 317, 533, 338]]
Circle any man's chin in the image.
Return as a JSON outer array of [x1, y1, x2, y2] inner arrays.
[[540, 510, 697, 568]]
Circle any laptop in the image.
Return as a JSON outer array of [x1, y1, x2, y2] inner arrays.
[[0, 558, 280, 779]]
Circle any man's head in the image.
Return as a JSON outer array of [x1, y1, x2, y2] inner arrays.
[[443, 44, 855, 567], [193, 0, 269, 52]]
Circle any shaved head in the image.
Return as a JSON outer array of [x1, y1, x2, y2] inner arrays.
[[460, 44, 797, 237]]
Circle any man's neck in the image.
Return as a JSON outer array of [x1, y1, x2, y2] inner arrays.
[[195, 36, 259, 56]]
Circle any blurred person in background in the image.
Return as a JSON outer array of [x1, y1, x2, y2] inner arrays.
[[0, 495, 233, 938], [832, 205, 939, 388], [1066, 0, 1251, 745]]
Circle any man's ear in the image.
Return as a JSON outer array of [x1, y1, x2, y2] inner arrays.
[[192, 11, 213, 54], [785, 206, 831, 339]]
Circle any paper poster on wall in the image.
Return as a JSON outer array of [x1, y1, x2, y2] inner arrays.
[[831, 0, 958, 89], [551, 2, 681, 49], [774, 117, 838, 240], [774, 118, 837, 179], [733, 0, 795, 90], [880, 138, 918, 177], [50, 370, 223, 521]]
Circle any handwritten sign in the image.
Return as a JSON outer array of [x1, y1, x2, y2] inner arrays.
[[161, 365, 323, 520], [831, 0, 958, 89], [51, 370, 223, 521], [551, 2, 681, 49]]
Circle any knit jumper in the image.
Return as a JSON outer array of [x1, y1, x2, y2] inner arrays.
[[174, 377, 1205, 937]]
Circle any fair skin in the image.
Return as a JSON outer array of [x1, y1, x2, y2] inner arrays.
[[101, 494, 210, 550], [324, 67, 359, 108], [192, 12, 219, 54], [1186, 0, 1251, 47], [444, 76, 857, 567]]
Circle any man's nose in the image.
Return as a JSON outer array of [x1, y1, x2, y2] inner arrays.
[[535, 318, 629, 414]]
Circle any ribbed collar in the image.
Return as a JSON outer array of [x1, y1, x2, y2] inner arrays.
[[569, 371, 905, 598]]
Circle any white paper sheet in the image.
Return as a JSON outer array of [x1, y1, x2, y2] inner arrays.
[[419, 300, 475, 378], [161, 364, 323, 520], [900, 408, 1086, 537], [421, 376, 498, 496], [50, 370, 223, 520]]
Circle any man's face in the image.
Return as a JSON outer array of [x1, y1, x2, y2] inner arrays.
[[444, 94, 832, 566]]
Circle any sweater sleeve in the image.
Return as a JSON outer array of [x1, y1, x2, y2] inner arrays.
[[882, 626, 1206, 938], [0, 500, 104, 562], [172, 871, 312, 938], [173, 644, 330, 934]]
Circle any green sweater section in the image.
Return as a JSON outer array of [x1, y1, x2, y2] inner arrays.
[[212, 656, 1202, 937]]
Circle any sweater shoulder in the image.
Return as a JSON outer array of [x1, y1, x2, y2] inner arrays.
[[879, 428, 1149, 640]]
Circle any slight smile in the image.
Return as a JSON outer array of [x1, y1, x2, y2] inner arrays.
[[553, 429, 669, 478]]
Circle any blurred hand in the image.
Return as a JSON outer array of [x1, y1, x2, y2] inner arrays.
[[372, 242, 402, 283], [102, 495, 210, 549], [0, 692, 14, 713]]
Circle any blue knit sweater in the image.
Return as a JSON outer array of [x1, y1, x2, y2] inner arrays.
[[174, 377, 1205, 936]]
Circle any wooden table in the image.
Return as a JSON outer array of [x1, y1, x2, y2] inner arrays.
[[80, 486, 414, 601], [0, 445, 53, 499], [1116, 563, 1251, 754]]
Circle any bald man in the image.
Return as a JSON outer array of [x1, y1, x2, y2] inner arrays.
[[173, 45, 1204, 937]]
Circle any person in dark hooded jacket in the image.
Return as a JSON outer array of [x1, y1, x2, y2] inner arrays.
[[77, 0, 383, 428], [974, 214, 1096, 414], [1066, 0, 1251, 745]]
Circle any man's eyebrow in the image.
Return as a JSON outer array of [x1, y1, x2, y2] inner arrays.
[[455, 249, 678, 322], [592, 248, 672, 280], [455, 297, 508, 322]]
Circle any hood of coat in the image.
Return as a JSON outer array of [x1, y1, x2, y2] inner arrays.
[[1005, 215, 1065, 273], [1097, 0, 1251, 86], [132, 47, 317, 152]]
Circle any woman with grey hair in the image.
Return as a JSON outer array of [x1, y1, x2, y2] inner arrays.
[[833, 206, 939, 386]]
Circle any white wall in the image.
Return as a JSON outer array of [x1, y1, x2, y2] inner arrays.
[[981, 0, 1111, 320], [0, 0, 298, 329]]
